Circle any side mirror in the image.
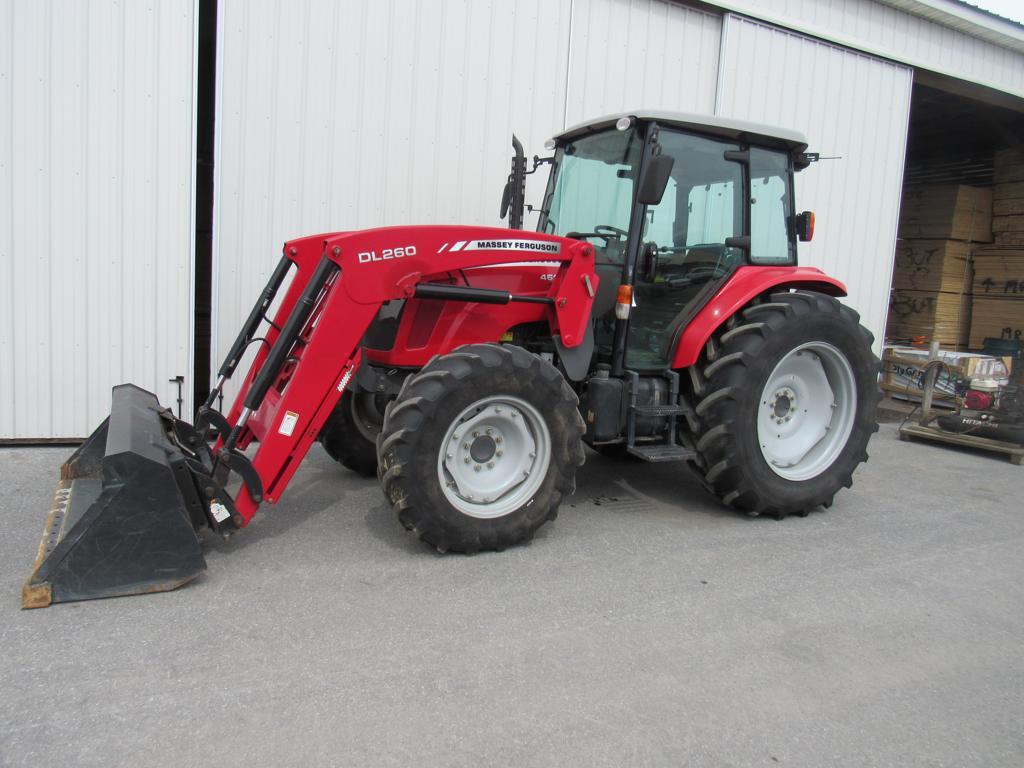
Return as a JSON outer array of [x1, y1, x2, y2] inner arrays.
[[637, 154, 674, 205]]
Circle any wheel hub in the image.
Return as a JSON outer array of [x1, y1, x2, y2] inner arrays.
[[438, 396, 551, 518], [771, 389, 795, 420]]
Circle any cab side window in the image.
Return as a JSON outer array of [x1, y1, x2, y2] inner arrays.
[[749, 147, 795, 264]]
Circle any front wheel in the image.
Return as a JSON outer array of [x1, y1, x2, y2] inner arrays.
[[690, 291, 880, 517], [319, 390, 387, 476], [377, 343, 585, 553]]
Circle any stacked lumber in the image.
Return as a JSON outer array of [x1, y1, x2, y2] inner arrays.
[[887, 287, 971, 348], [970, 248, 1024, 349], [898, 185, 993, 243], [890, 239, 971, 293], [888, 240, 974, 349], [992, 149, 1024, 247]]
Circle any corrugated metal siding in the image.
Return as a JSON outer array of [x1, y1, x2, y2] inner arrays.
[[0, 1, 197, 439], [212, 0, 574, 402], [564, 0, 721, 123], [706, 0, 1024, 97], [211, 0, 719, 399], [717, 14, 914, 349]]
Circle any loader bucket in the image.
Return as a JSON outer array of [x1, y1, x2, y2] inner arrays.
[[22, 384, 207, 609]]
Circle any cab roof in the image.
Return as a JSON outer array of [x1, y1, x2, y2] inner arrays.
[[555, 110, 809, 154]]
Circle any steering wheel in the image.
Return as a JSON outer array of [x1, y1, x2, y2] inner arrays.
[[594, 225, 629, 241]]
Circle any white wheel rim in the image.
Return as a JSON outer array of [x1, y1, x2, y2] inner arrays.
[[437, 395, 552, 519], [757, 342, 857, 481]]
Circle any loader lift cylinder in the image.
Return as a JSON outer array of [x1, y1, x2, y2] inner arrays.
[[202, 253, 293, 412], [222, 255, 340, 452], [217, 255, 293, 381]]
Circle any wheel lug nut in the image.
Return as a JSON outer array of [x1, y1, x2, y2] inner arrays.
[[486, 428, 493, 435], [495, 437, 502, 443], [446, 453, 453, 460], [463, 443, 469, 450], [464, 457, 470, 464], [474, 465, 481, 472], [496, 450, 503, 457], [473, 431, 479, 438], [487, 461, 494, 469]]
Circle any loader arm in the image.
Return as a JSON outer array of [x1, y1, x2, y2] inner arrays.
[[220, 226, 597, 524]]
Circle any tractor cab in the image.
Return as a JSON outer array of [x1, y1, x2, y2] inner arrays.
[[536, 111, 813, 370]]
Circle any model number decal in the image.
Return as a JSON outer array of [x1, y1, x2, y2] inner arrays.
[[358, 245, 417, 264]]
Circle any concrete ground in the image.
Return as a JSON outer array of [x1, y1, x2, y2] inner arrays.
[[1, 423, 1021, 767]]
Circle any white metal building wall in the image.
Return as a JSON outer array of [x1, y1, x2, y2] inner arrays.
[[0, 1, 197, 439], [211, 0, 721, 400], [716, 14, 914, 348], [564, 0, 721, 124], [707, 0, 1024, 98]]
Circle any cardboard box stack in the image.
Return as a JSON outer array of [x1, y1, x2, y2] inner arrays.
[[888, 186, 992, 349], [966, 150, 1024, 350]]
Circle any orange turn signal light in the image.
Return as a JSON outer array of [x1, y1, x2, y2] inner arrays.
[[796, 210, 815, 242], [615, 284, 632, 319]]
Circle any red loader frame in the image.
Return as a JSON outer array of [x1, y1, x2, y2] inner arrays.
[[211, 225, 597, 524]]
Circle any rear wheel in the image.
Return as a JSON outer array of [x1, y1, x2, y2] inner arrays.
[[377, 343, 585, 553], [319, 390, 386, 476], [690, 291, 880, 517]]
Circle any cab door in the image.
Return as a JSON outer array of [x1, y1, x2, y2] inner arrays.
[[626, 130, 746, 369]]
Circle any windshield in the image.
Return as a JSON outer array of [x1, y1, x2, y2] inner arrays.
[[539, 128, 642, 263]]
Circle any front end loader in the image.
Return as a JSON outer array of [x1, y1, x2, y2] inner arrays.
[[23, 227, 598, 607], [23, 110, 880, 608]]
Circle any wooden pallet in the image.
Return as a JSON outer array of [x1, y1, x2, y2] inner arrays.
[[898, 423, 1024, 465]]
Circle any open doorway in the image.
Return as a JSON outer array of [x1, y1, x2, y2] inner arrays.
[[883, 73, 1024, 402]]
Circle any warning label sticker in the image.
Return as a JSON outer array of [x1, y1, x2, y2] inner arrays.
[[278, 411, 300, 437], [210, 502, 231, 523]]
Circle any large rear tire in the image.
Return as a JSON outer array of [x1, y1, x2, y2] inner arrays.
[[690, 291, 880, 517], [377, 343, 585, 553]]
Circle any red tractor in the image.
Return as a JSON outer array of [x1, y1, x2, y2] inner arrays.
[[23, 111, 879, 608]]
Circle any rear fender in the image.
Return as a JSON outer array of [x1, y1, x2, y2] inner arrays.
[[669, 266, 847, 369]]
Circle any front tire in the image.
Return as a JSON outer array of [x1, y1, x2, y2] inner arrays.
[[690, 291, 880, 517], [319, 390, 386, 476], [377, 343, 585, 553]]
